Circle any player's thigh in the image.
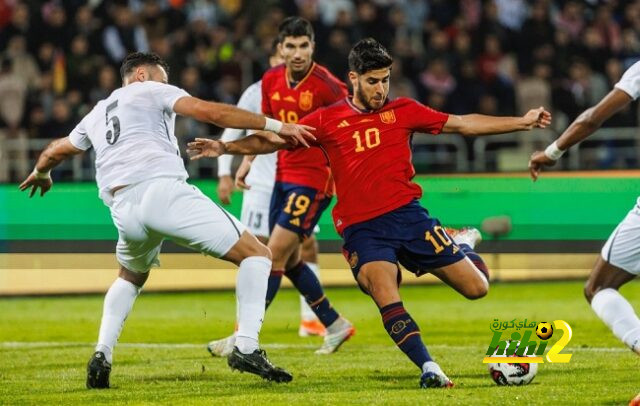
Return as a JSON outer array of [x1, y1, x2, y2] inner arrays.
[[110, 185, 163, 274], [357, 261, 402, 307], [600, 205, 640, 276], [142, 180, 248, 260], [431, 256, 489, 300], [240, 189, 271, 240]]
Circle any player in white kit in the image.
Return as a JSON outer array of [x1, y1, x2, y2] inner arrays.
[[210, 42, 325, 359], [19, 52, 315, 388], [529, 61, 640, 365]]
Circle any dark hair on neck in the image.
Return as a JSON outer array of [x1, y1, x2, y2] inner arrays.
[[348, 38, 393, 74], [270, 37, 280, 57], [277, 16, 314, 43], [119, 52, 169, 80]]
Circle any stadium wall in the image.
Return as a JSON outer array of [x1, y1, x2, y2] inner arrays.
[[1, 171, 636, 295]]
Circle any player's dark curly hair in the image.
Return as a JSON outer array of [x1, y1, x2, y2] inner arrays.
[[278, 16, 314, 43], [348, 38, 393, 74], [120, 52, 170, 80]]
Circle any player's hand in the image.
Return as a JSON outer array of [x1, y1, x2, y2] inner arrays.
[[235, 158, 252, 190], [19, 172, 52, 197], [522, 107, 552, 129], [278, 123, 316, 148], [187, 138, 226, 160], [217, 175, 233, 205], [528, 150, 557, 181]]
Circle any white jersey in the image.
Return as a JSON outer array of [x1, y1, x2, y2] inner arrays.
[[68, 81, 190, 204], [613, 60, 640, 207], [217, 80, 276, 194]]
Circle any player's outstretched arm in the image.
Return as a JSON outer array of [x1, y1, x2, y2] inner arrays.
[[173, 96, 315, 147], [442, 106, 552, 136], [187, 131, 291, 160], [235, 156, 256, 190], [19, 137, 84, 197], [528, 89, 632, 181]]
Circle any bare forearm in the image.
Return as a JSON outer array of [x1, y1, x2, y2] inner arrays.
[[451, 114, 528, 136], [209, 102, 267, 130], [35, 138, 78, 172], [555, 109, 600, 150], [225, 132, 287, 155]]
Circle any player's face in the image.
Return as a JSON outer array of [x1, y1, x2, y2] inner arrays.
[[279, 36, 314, 76], [351, 68, 390, 110]]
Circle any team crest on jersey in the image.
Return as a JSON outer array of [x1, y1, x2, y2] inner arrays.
[[348, 251, 359, 268], [299, 90, 314, 111], [379, 109, 396, 124]]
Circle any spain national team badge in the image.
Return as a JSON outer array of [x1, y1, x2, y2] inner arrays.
[[348, 251, 359, 268], [379, 109, 396, 124], [299, 90, 313, 111]]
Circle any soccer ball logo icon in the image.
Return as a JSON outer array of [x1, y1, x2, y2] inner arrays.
[[536, 322, 553, 340]]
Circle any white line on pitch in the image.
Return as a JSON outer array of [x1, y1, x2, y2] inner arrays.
[[0, 341, 629, 353]]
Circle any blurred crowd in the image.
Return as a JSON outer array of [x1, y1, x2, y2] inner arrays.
[[1, 0, 639, 180]]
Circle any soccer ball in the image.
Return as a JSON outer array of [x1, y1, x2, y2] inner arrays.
[[487, 342, 538, 386], [536, 322, 553, 340]]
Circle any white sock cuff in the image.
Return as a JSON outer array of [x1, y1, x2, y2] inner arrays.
[[113, 277, 142, 295], [240, 256, 272, 275], [591, 288, 619, 316]]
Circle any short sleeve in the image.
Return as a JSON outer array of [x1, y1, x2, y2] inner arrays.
[[261, 76, 273, 116], [148, 82, 190, 112], [614, 61, 640, 100], [402, 99, 449, 135], [68, 115, 92, 150]]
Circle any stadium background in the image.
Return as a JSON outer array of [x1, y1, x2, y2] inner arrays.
[[1, 0, 639, 293]]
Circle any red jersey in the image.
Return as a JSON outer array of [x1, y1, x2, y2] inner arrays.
[[261, 63, 348, 193], [300, 97, 449, 234]]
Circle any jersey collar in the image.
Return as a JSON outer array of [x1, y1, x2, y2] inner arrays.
[[286, 62, 315, 90]]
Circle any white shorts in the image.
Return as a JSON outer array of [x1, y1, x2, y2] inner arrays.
[[241, 188, 272, 238], [110, 177, 246, 273], [601, 204, 640, 275]]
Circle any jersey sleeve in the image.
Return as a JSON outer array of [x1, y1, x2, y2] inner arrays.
[[148, 82, 190, 112], [402, 99, 449, 135], [68, 114, 92, 150], [615, 61, 640, 100], [261, 74, 273, 116], [325, 76, 349, 104]]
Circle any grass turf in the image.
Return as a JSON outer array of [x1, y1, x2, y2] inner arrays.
[[1, 280, 638, 405]]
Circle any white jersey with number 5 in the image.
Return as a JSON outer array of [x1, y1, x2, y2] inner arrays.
[[68, 81, 190, 204]]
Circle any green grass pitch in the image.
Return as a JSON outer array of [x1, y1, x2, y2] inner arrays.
[[1, 280, 638, 405]]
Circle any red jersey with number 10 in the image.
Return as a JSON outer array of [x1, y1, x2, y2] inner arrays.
[[299, 97, 450, 234], [261, 63, 348, 193]]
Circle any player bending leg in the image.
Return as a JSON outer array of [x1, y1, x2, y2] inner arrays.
[[208, 17, 354, 357], [19, 52, 315, 388], [529, 60, 640, 356], [187, 38, 551, 388]]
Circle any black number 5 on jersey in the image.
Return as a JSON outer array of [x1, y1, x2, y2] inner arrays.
[[105, 100, 121, 145]]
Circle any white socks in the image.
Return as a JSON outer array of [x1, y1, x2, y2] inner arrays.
[[95, 277, 141, 364], [300, 262, 321, 321], [591, 288, 640, 353], [235, 256, 271, 354]]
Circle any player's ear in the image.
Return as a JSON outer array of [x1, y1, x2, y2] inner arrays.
[[348, 71, 358, 88]]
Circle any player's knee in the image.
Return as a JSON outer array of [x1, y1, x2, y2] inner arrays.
[[251, 243, 272, 261], [464, 279, 488, 300], [584, 280, 599, 304]]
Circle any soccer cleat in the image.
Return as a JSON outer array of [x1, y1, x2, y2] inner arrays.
[[445, 227, 482, 249], [299, 319, 326, 337], [420, 361, 454, 389], [630, 393, 640, 406], [86, 351, 111, 389], [227, 347, 293, 383], [315, 319, 355, 355], [207, 335, 235, 357]]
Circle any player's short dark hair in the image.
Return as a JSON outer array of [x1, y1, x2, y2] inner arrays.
[[119, 52, 170, 80], [277, 16, 314, 43], [348, 38, 393, 75]]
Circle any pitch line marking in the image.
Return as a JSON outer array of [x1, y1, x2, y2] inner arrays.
[[0, 341, 629, 353]]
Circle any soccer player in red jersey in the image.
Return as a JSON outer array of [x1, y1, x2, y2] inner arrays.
[[188, 38, 552, 388], [208, 17, 355, 356]]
